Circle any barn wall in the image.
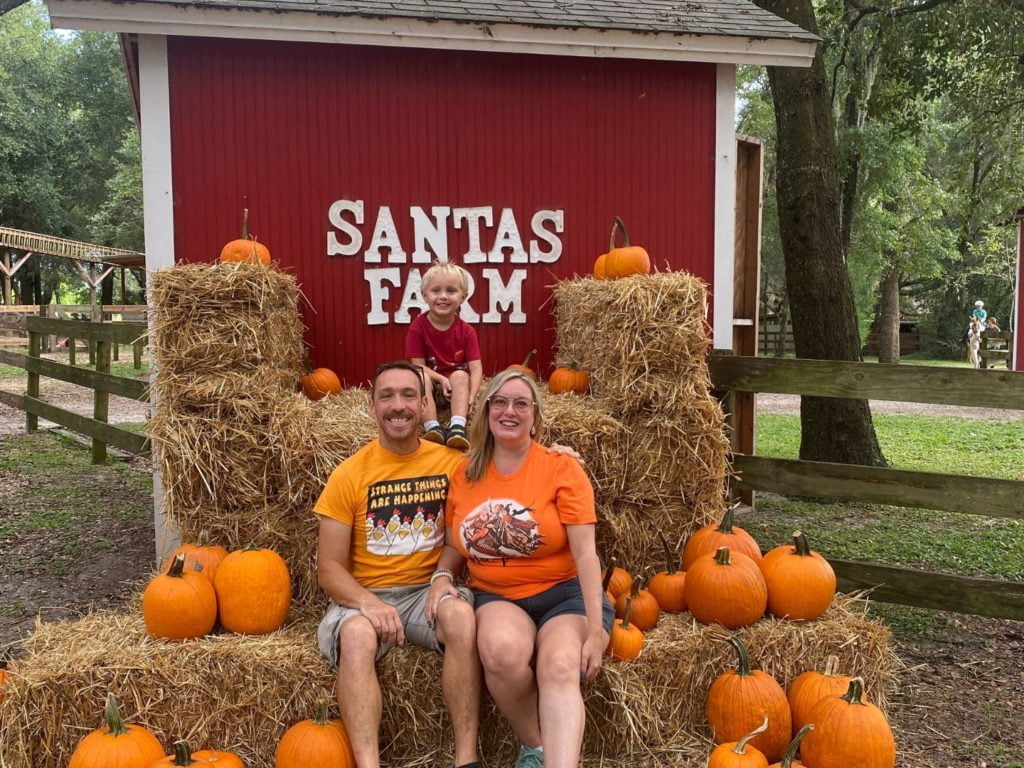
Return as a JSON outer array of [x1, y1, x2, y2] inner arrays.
[[167, 37, 717, 385]]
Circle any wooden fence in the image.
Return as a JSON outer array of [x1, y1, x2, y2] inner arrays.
[[0, 316, 149, 463], [0, 304, 146, 363], [709, 355, 1024, 621]]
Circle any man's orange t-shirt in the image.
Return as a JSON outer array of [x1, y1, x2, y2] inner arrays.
[[315, 439, 463, 589], [446, 442, 596, 599]]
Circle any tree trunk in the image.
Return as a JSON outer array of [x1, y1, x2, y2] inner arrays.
[[877, 266, 901, 364], [754, 0, 887, 467]]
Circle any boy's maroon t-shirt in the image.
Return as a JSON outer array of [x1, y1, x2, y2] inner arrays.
[[405, 313, 481, 375]]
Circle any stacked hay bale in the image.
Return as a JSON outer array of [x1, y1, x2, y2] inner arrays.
[[552, 273, 731, 570]]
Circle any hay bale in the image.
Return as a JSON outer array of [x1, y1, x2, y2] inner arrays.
[[0, 598, 892, 768]]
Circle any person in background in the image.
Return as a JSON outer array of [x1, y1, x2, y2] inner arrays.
[[972, 300, 988, 330], [406, 262, 482, 450]]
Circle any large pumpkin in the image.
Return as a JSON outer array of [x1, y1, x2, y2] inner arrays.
[[606, 598, 644, 661], [768, 724, 813, 768], [505, 350, 538, 381], [162, 531, 229, 582], [142, 553, 218, 640], [759, 531, 836, 621], [69, 694, 165, 768], [682, 506, 762, 570], [219, 209, 271, 265], [647, 531, 687, 613], [685, 547, 767, 629], [275, 704, 355, 768], [706, 717, 769, 768], [214, 545, 291, 634], [787, 655, 851, 735], [706, 637, 792, 762], [151, 740, 245, 768], [800, 678, 895, 768], [602, 216, 651, 278], [301, 368, 342, 401], [548, 366, 590, 395]]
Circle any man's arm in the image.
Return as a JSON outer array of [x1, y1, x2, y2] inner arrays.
[[317, 516, 406, 646]]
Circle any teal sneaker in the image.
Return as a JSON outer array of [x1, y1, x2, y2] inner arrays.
[[513, 745, 544, 768], [423, 425, 445, 444], [445, 423, 470, 450]]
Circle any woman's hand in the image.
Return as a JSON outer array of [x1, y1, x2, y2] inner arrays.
[[425, 577, 460, 627], [580, 627, 606, 683]]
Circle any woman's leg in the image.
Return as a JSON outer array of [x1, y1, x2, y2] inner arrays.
[[475, 600, 542, 748], [535, 614, 588, 768]]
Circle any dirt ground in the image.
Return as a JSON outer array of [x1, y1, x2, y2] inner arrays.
[[1, 384, 1022, 766]]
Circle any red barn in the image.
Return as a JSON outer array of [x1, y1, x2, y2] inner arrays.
[[48, 0, 818, 385]]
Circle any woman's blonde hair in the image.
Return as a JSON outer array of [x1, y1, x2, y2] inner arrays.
[[421, 261, 469, 295], [464, 370, 544, 483]]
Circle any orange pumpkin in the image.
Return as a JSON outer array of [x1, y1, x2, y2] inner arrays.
[[593, 253, 609, 279], [606, 598, 644, 661], [800, 678, 895, 768], [214, 545, 291, 635], [682, 506, 762, 570], [685, 547, 767, 629], [707, 637, 792, 762], [275, 703, 355, 768], [768, 724, 813, 768], [151, 740, 244, 767], [142, 553, 218, 640], [707, 717, 770, 768], [69, 693, 165, 768], [548, 366, 590, 395], [787, 655, 851, 735], [162, 531, 229, 582], [301, 368, 342, 401], [759, 531, 836, 621], [648, 531, 687, 613], [0, 654, 8, 706], [614, 575, 660, 631], [506, 349, 538, 381], [602, 559, 633, 600], [219, 209, 271, 265], [602, 216, 651, 279]]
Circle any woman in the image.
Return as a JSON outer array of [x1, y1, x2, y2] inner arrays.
[[426, 370, 613, 768]]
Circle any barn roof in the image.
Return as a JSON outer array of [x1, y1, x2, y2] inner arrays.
[[49, 0, 819, 66]]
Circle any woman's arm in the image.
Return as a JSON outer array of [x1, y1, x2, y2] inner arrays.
[[425, 544, 468, 625], [567, 523, 606, 682]]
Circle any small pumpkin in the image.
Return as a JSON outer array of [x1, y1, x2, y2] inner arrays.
[[685, 547, 767, 629], [219, 209, 271, 265], [607, 597, 644, 661], [214, 544, 291, 635], [602, 558, 633, 600], [151, 740, 245, 767], [682, 506, 762, 570], [759, 531, 836, 621], [69, 693, 165, 768], [768, 724, 813, 768], [0, 654, 9, 706], [593, 253, 609, 279], [162, 531, 229, 582], [602, 216, 651, 279], [787, 655, 851, 735], [800, 678, 895, 768], [142, 553, 218, 640], [301, 367, 342, 401], [548, 365, 590, 395], [707, 637, 792, 762], [648, 531, 687, 613], [614, 572, 660, 631], [275, 703, 355, 768], [506, 349, 538, 381], [707, 717, 770, 768]]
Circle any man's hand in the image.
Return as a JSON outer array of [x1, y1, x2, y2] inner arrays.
[[548, 443, 584, 464], [359, 595, 406, 647]]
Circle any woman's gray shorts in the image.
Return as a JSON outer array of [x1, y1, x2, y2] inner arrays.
[[317, 583, 473, 665]]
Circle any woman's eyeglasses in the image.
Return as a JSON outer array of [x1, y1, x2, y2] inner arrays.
[[487, 395, 535, 413]]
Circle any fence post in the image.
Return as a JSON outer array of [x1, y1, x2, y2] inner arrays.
[[133, 338, 143, 370], [92, 338, 111, 464], [69, 335, 77, 366], [26, 329, 40, 433]]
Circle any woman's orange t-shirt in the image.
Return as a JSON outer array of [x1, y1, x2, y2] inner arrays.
[[446, 442, 596, 599]]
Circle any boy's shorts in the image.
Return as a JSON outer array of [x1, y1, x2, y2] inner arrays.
[[316, 583, 473, 665], [472, 577, 615, 633]]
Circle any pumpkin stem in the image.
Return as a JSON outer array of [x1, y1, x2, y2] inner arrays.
[[240, 208, 250, 240], [823, 654, 840, 677], [713, 546, 732, 566], [621, 597, 634, 630], [103, 693, 130, 737], [629, 577, 641, 599], [197, 530, 212, 547], [314, 702, 331, 726], [521, 349, 536, 368], [657, 531, 678, 575], [792, 531, 812, 556], [717, 506, 736, 534], [732, 716, 769, 755], [243, 542, 260, 552], [167, 553, 187, 578], [609, 216, 631, 250], [172, 740, 195, 766], [601, 558, 616, 593], [725, 635, 752, 677], [778, 724, 813, 767], [841, 676, 867, 705]]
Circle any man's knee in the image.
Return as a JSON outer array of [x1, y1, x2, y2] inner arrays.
[[338, 615, 379, 665], [435, 596, 475, 649]]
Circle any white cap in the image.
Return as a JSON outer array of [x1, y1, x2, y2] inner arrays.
[[975, 300, 984, 307]]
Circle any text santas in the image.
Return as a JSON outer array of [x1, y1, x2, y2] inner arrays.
[[327, 199, 564, 325]]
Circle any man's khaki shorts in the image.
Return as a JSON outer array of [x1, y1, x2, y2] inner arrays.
[[316, 583, 473, 665]]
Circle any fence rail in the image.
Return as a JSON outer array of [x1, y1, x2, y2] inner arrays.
[[710, 354, 1024, 621]]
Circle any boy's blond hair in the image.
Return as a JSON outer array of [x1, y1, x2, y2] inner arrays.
[[421, 261, 469, 296]]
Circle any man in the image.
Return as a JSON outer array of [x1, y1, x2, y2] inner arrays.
[[315, 361, 480, 768]]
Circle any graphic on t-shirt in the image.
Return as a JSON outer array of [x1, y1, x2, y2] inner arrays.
[[365, 474, 448, 555], [460, 498, 542, 564]]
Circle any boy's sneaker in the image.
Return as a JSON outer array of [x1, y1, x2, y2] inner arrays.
[[423, 426, 446, 444], [445, 424, 470, 450], [513, 745, 544, 768]]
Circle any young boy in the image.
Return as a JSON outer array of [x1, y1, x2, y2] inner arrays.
[[405, 262, 482, 450]]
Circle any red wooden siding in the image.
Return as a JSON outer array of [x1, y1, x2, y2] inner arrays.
[[167, 37, 716, 386]]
